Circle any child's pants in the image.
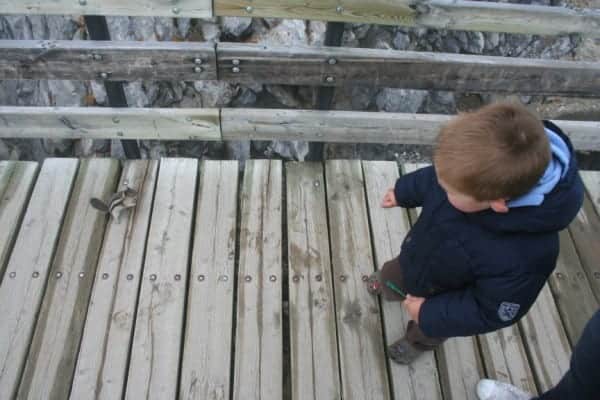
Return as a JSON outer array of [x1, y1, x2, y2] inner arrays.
[[535, 309, 600, 400], [379, 257, 446, 350]]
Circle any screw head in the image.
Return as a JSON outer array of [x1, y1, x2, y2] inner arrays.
[[194, 66, 203, 73], [150, 274, 157, 281], [340, 274, 347, 282], [244, 275, 252, 282], [362, 275, 369, 282], [126, 274, 134, 281], [32, 271, 40, 278], [79, 272, 85, 278], [315, 274, 323, 282], [194, 58, 203, 65], [292, 275, 300, 283], [269, 275, 277, 282], [112, 117, 120, 123], [99, 72, 109, 79], [555, 272, 564, 279], [325, 76, 335, 84], [245, 5, 253, 13], [9, 272, 16, 278], [336, 5, 344, 13], [92, 53, 102, 61], [232, 66, 241, 73], [102, 273, 109, 280], [172, 7, 180, 14], [327, 58, 337, 65], [219, 275, 229, 282], [56, 272, 63, 279], [314, 180, 320, 187], [174, 274, 181, 281], [232, 59, 241, 66]]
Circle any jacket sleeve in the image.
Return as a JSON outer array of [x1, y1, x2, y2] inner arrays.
[[394, 165, 436, 208], [417, 272, 546, 338]]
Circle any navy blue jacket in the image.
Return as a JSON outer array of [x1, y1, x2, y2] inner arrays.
[[395, 121, 584, 338]]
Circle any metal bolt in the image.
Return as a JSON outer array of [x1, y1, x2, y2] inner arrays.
[[194, 66, 203, 73], [9, 272, 16, 278], [232, 59, 241, 66], [314, 180, 320, 187], [362, 275, 369, 282], [56, 272, 63, 279], [340, 274, 347, 282], [174, 274, 181, 281], [92, 53, 102, 61], [316, 132, 324, 138], [32, 271, 39, 278], [102, 273, 109, 280], [232, 66, 241, 73], [315, 274, 322, 282], [555, 272, 564, 279], [245, 5, 253, 13], [194, 58, 203, 65], [150, 274, 157, 281], [292, 275, 300, 283], [269, 275, 277, 282], [325, 76, 335, 84], [79, 272, 85, 278], [336, 5, 344, 13], [99, 72, 109, 79], [219, 275, 229, 282], [127, 274, 134, 281], [79, 0, 87, 5], [327, 58, 337, 65], [172, 7, 180, 14], [198, 274, 205, 282], [244, 275, 252, 282], [112, 117, 120, 124]]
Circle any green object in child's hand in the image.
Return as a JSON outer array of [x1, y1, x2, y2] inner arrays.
[[385, 281, 407, 300]]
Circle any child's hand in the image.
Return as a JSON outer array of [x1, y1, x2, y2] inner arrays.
[[403, 295, 425, 323], [381, 189, 398, 208]]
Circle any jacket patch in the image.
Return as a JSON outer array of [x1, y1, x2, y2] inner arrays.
[[498, 302, 521, 322]]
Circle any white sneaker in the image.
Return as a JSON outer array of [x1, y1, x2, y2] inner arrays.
[[476, 379, 534, 400]]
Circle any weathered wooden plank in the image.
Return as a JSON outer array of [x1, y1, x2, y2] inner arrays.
[[221, 109, 600, 152], [402, 162, 484, 400], [215, 0, 600, 36], [233, 160, 283, 400], [16, 158, 119, 400], [362, 161, 442, 400], [0, 107, 221, 141], [286, 162, 341, 400], [547, 230, 599, 345], [218, 43, 600, 97], [0, 40, 216, 81], [325, 160, 390, 400], [0, 0, 212, 17], [180, 160, 239, 400], [581, 170, 600, 212], [0, 161, 38, 281], [519, 284, 571, 392], [70, 160, 158, 400], [125, 158, 197, 400], [478, 327, 538, 396], [568, 191, 600, 304], [0, 159, 78, 400]]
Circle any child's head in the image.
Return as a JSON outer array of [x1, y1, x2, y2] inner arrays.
[[434, 103, 550, 214]]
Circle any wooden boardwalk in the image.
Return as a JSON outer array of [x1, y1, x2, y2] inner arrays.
[[0, 158, 598, 400]]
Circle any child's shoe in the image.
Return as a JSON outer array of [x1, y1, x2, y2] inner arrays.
[[387, 338, 423, 365], [476, 379, 533, 400]]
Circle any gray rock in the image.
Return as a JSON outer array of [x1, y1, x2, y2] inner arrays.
[[251, 19, 308, 46], [484, 32, 501, 51], [363, 27, 394, 49], [176, 18, 192, 38], [393, 31, 410, 50], [225, 141, 251, 167], [375, 88, 427, 113], [265, 85, 301, 108], [422, 91, 457, 114], [90, 80, 108, 105], [342, 29, 360, 47], [267, 140, 309, 161], [124, 81, 151, 107], [350, 86, 376, 110], [232, 87, 258, 107], [464, 32, 485, 54], [0, 140, 10, 160], [193, 81, 237, 107], [221, 16, 252, 38], [307, 21, 327, 45]]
